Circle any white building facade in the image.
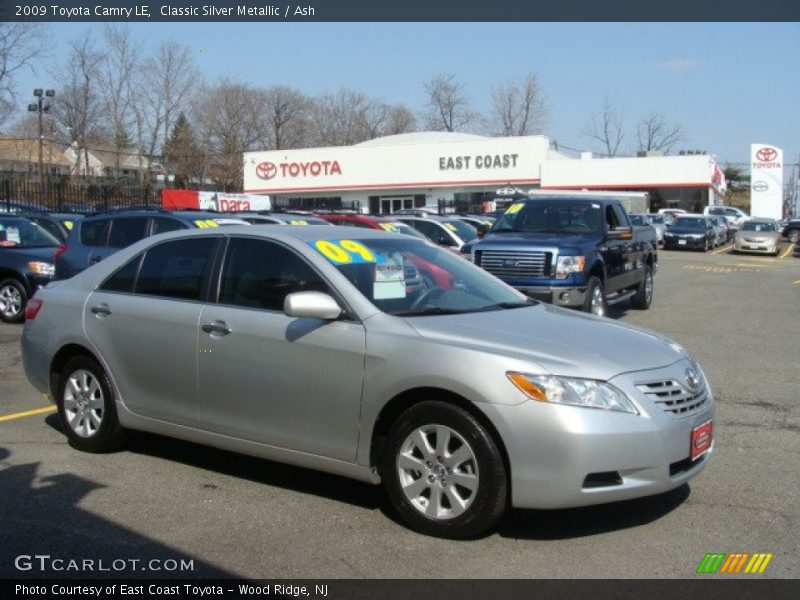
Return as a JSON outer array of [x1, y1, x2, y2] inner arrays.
[[243, 132, 726, 213]]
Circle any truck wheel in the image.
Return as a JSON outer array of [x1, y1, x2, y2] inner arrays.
[[380, 401, 508, 539], [788, 229, 800, 243], [631, 265, 653, 310], [0, 278, 27, 323], [583, 276, 606, 317], [57, 355, 127, 453]]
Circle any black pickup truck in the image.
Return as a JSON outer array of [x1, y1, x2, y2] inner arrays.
[[463, 195, 658, 316]]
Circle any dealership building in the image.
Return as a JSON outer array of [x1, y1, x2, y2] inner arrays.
[[243, 132, 727, 213]]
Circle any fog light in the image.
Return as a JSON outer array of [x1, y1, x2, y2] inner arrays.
[[560, 291, 571, 302]]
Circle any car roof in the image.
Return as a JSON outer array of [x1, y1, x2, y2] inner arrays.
[[82, 209, 224, 221], [152, 224, 406, 245]]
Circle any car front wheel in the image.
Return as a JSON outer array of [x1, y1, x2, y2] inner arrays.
[[0, 278, 26, 323], [380, 401, 507, 539], [631, 265, 653, 310], [57, 355, 127, 452]]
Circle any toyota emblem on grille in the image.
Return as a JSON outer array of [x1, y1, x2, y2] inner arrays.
[[503, 259, 520, 268], [685, 366, 701, 390]]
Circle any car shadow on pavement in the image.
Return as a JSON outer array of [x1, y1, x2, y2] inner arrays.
[[0, 445, 239, 578], [495, 484, 690, 540]]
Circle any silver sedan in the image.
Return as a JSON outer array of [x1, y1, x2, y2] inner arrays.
[[21, 226, 714, 538]]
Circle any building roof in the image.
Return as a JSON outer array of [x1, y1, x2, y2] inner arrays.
[[0, 134, 73, 167], [355, 131, 489, 147]]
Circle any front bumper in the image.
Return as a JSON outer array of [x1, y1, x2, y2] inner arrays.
[[517, 284, 587, 308], [664, 237, 706, 250], [480, 359, 714, 509], [733, 240, 779, 254]]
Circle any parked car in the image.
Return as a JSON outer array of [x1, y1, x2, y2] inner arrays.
[[455, 215, 496, 238], [732, 219, 783, 256], [466, 196, 658, 316], [22, 226, 714, 538], [18, 212, 83, 243], [663, 215, 716, 252], [0, 215, 60, 322], [233, 211, 333, 226], [395, 215, 478, 250], [645, 213, 667, 245], [708, 215, 729, 246], [703, 206, 749, 230], [54, 209, 249, 280], [782, 219, 800, 243], [657, 208, 687, 225], [316, 213, 427, 240]]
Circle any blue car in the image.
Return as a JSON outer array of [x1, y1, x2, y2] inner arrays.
[[54, 208, 249, 280]]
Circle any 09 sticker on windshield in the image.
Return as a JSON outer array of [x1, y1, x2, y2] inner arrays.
[[379, 223, 398, 232], [505, 203, 524, 215], [289, 220, 309, 226], [310, 239, 379, 264], [194, 219, 220, 229]]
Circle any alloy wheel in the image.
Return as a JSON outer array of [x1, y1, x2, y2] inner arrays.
[[63, 369, 105, 438], [0, 284, 22, 319]]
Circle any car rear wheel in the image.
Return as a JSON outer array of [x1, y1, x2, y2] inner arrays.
[[380, 401, 507, 539], [631, 265, 653, 310], [0, 278, 27, 323], [583, 276, 606, 316], [788, 229, 800, 243], [57, 355, 127, 452]]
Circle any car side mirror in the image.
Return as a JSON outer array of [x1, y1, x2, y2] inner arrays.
[[608, 227, 633, 240], [284, 291, 342, 320], [439, 236, 457, 246]]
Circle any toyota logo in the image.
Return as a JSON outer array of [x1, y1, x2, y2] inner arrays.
[[685, 366, 701, 391], [756, 147, 777, 162], [752, 180, 769, 193], [256, 161, 277, 180]]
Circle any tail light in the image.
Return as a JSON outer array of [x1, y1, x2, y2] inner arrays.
[[25, 298, 43, 320], [54, 245, 68, 258]]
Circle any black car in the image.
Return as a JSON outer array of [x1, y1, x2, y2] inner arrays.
[[663, 215, 716, 251], [782, 219, 800, 243], [0, 216, 60, 323], [18, 212, 82, 243]]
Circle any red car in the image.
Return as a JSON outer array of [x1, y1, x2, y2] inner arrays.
[[317, 214, 454, 289]]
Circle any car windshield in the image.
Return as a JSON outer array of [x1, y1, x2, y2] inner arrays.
[[493, 200, 602, 234], [379, 222, 429, 240], [441, 219, 478, 241], [308, 236, 532, 316], [671, 217, 706, 230], [741, 221, 776, 232], [0, 219, 60, 248], [647, 214, 665, 224]]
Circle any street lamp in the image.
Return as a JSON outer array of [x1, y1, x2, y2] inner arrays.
[[28, 88, 55, 192]]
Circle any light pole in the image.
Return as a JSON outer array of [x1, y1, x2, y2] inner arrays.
[[27, 88, 55, 194]]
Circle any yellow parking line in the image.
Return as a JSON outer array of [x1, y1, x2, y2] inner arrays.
[[780, 243, 795, 259], [793, 280, 800, 286], [0, 405, 56, 423], [711, 244, 732, 255]]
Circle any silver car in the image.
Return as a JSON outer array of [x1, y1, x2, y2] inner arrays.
[[21, 226, 714, 538]]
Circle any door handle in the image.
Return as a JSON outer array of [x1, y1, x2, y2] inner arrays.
[[91, 304, 111, 316], [202, 322, 231, 335]]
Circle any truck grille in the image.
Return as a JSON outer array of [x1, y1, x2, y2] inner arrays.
[[635, 379, 709, 416], [476, 250, 550, 279]]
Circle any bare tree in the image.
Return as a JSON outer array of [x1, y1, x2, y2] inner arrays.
[[422, 74, 476, 132], [490, 73, 548, 136], [257, 85, 309, 150], [51, 33, 105, 176], [308, 89, 375, 146], [0, 23, 49, 126], [636, 113, 683, 154], [383, 104, 417, 135], [582, 98, 626, 157]]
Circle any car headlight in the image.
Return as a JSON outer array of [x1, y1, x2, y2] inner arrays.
[[507, 372, 638, 414], [28, 261, 55, 277], [555, 255, 585, 279], [691, 234, 705, 239]]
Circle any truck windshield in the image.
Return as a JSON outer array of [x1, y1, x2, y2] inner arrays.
[[493, 201, 602, 234]]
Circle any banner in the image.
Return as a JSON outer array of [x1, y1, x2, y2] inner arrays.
[[750, 144, 783, 220], [162, 190, 271, 212]]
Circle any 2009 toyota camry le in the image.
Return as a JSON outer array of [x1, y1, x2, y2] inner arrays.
[[21, 226, 714, 538]]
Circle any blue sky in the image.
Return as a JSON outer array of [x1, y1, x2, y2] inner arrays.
[[12, 22, 800, 168]]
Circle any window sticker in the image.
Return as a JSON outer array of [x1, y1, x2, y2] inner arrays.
[[289, 220, 309, 226], [6, 227, 21, 244], [444, 222, 457, 231], [63, 221, 74, 230], [374, 259, 406, 300], [310, 239, 378, 264], [505, 203, 524, 214], [379, 223, 398, 232]]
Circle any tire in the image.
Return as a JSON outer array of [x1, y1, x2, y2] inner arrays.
[[380, 401, 507, 539], [0, 278, 27, 324], [631, 265, 653, 310], [582, 276, 606, 317], [788, 229, 800, 243], [56, 355, 127, 453]]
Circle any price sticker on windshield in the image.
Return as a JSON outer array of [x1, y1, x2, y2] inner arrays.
[[444, 223, 457, 231], [194, 219, 220, 229], [379, 223, 398, 232], [505, 203, 524, 215], [289, 220, 309, 226], [310, 239, 377, 264]]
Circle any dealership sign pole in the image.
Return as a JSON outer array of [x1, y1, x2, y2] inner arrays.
[[750, 144, 783, 219]]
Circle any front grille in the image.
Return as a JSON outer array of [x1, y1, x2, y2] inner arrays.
[[635, 379, 709, 416], [476, 250, 550, 279]]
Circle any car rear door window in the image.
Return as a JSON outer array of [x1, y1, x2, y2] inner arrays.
[[108, 217, 150, 248], [135, 237, 218, 301], [80, 219, 110, 246], [218, 238, 328, 311], [99, 254, 143, 293], [151, 217, 186, 235]]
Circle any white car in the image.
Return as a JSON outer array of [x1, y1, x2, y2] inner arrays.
[[703, 206, 748, 230]]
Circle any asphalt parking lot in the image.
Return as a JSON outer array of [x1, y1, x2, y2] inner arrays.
[[1, 244, 798, 579]]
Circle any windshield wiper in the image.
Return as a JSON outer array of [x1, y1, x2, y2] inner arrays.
[[472, 300, 537, 312], [394, 307, 466, 317]]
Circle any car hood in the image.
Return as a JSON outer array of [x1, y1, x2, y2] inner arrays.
[[480, 232, 599, 250], [3, 246, 58, 261], [736, 231, 780, 240], [404, 304, 685, 381], [666, 227, 705, 235]]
